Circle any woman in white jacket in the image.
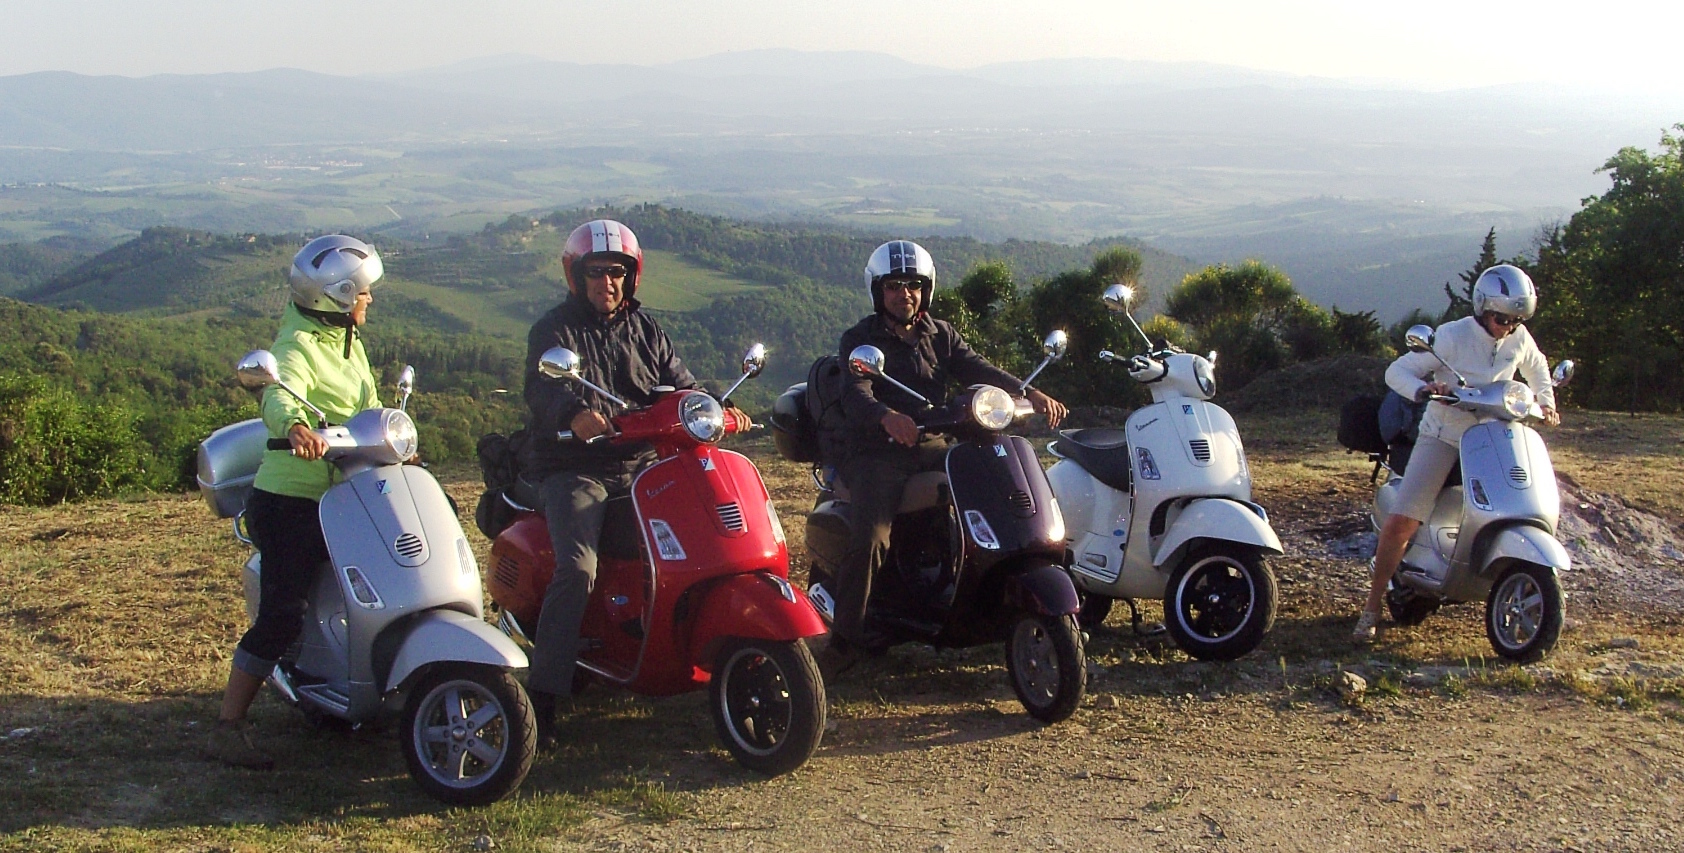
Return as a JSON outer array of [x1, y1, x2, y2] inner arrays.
[[1355, 264, 1559, 642]]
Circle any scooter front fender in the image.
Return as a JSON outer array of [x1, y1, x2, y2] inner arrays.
[[383, 609, 529, 693], [1003, 561, 1081, 617], [689, 572, 828, 672], [1154, 498, 1284, 568], [1481, 525, 1571, 576]]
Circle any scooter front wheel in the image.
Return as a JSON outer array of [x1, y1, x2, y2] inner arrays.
[[1005, 614, 1086, 724], [1486, 562, 1564, 663], [709, 638, 826, 776], [1163, 544, 1277, 661], [400, 663, 536, 806]]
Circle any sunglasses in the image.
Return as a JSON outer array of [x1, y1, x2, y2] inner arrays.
[[1486, 313, 1520, 327], [585, 265, 629, 280], [881, 279, 921, 293]]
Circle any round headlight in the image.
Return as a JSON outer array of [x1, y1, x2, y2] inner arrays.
[[384, 409, 419, 460], [970, 385, 1016, 431], [1194, 357, 1216, 397], [1501, 381, 1534, 419], [681, 393, 726, 443]]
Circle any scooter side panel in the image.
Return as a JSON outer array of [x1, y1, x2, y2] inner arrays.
[[1451, 422, 1559, 580], [383, 609, 529, 693], [945, 436, 1063, 557]]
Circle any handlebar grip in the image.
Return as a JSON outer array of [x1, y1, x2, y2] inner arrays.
[[557, 430, 613, 445], [267, 438, 293, 451], [557, 430, 574, 442]]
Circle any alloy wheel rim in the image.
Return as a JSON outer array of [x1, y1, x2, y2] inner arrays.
[[1173, 556, 1256, 643], [1493, 573, 1545, 649], [412, 679, 510, 789], [719, 647, 794, 756], [1011, 619, 1060, 703]]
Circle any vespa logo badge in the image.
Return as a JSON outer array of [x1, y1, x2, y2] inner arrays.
[[1182, 404, 1193, 415], [700, 456, 717, 471], [994, 444, 1008, 457], [376, 479, 390, 495]]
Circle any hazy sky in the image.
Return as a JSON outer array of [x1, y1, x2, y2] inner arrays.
[[4, 0, 1678, 92]]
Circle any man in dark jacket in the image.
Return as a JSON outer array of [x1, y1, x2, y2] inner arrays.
[[829, 240, 1066, 663], [522, 219, 724, 743]]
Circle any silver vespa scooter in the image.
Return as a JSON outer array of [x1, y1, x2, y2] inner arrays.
[[196, 351, 534, 805], [1045, 284, 1283, 661], [1372, 326, 1575, 663]]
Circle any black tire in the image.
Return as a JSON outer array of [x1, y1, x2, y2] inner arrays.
[[400, 664, 536, 806], [709, 638, 826, 776], [1385, 580, 1440, 627], [1005, 614, 1086, 724], [1485, 562, 1565, 663], [1163, 544, 1277, 661], [1076, 593, 1114, 631]]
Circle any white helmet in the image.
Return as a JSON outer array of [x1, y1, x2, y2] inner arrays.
[[1471, 264, 1537, 322], [863, 240, 935, 315], [289, 235, 383, 314]]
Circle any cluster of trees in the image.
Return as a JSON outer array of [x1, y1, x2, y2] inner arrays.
[[931, 248, 1389, 407]]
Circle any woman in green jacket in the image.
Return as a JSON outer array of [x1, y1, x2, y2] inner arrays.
[[204, 235, 384, 769]]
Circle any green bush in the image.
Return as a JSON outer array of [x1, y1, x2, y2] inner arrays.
[[0, 376, 148, 504]]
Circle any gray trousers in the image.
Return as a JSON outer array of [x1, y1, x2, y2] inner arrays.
[[833, 441, 948, 647], [529, 469, 632, 696]]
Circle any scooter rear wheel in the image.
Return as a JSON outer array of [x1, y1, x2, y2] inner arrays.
[[1163, 543, 1277, 661], [709, 638, 826, 776], [1485, 562, 1564, 663], [400, 663, 536, 806], [1005, 614, 1086, 724]]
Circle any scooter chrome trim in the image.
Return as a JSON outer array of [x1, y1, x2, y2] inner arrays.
[[1152, 497, 1284, 568], [384, 609, 528, 693]]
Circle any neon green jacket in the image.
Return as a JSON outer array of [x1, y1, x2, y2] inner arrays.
[[251, 304, 381, 501]]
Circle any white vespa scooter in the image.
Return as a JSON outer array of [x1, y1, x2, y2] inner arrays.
[[1372, 326, 1575, 663], [196, 351, 535, 805], [1045, 284, 1283, 661]]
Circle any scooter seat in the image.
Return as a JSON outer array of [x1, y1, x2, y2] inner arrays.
[[504, 476, 543, 512], [1053, 428, 1133, 493], [827, 470, 949, 515]]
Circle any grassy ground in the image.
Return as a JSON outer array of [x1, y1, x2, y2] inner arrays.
[[1, 408, 1680, 850]]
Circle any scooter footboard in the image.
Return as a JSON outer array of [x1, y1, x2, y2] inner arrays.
[[383, 609, 529, 693], [1154, 498, 1284, 568], [688, 573, 828, 672], [1002, 561, 1081, 617]]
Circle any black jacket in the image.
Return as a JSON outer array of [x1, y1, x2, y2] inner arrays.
[[837, 313, 1021, 454], [522, 294, 699, 479]]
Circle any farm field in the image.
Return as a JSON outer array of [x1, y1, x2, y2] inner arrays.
[[1, 411, 1681, 851]]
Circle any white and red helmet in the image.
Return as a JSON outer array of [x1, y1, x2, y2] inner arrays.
[[562, 219, 643, 298]]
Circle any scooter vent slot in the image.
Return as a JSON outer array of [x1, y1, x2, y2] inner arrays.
[[1509, 466, 1529, 485], [716, 502, 747, 531], [494, 555, 522, 590], [1007, 490, 1033, 512], [1189, 439, 1212, 462], [394, 533, 425, 558]]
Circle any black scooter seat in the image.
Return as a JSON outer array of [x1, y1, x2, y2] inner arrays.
[[1053, 428, 1133, 493]]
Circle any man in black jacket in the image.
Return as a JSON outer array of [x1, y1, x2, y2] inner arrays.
[[521, 219, 737, 743], [829, 240, 1066, 663]]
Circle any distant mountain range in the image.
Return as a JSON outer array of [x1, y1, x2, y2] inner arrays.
[[2, 50, 1678, 319]]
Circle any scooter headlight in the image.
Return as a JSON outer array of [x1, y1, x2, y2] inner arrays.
[[1501, 381, 1534, 420], [382, 409, 419, 462], [970, 385, 1016, 431], [680, 393, 726, 443]]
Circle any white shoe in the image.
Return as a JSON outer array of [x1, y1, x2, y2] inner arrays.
[[1352, 609, 1381, 643]]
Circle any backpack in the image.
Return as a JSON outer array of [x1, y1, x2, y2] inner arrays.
[[1336, 394, 1387, 454], [805, 355, 852, 465], [473, 429, 529, 539]]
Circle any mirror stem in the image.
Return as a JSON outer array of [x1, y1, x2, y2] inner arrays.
[[274, 380, 329, 428]]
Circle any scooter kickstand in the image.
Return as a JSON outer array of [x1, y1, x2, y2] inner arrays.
[[1126, 598, 1167, 637]]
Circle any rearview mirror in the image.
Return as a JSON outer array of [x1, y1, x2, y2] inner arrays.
[[847, 345, 886, 379], [1042, 329, 1069, 360], [1101, 284, 1133, 313], [236, 350, 280, 391], [740, 343, 767, 378], [1552, 360, 1575, 387], [538, 347, 582, 381], [1404, 325, 1435, 352]]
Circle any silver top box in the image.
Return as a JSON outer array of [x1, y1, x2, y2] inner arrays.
[[197, 418, 267, 518]]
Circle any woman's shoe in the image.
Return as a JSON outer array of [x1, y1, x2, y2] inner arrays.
[[1352, 609, 1382, 644]]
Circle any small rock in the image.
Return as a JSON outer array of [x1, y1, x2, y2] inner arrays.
[[1338, 671, 1368, 702], [1404, 671, 1435, 687], [1609, 637, 1640, 650], [4, 728, 36, 741], [472, 834, 496, 851]]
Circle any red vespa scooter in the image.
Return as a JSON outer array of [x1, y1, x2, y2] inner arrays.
[[487, 343, 827, 775]]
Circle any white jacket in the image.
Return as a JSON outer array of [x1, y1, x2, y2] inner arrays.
[[1385, 316, 1555, 445]]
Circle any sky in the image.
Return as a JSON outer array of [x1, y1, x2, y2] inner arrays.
[[2, 0, 1679, 94]]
